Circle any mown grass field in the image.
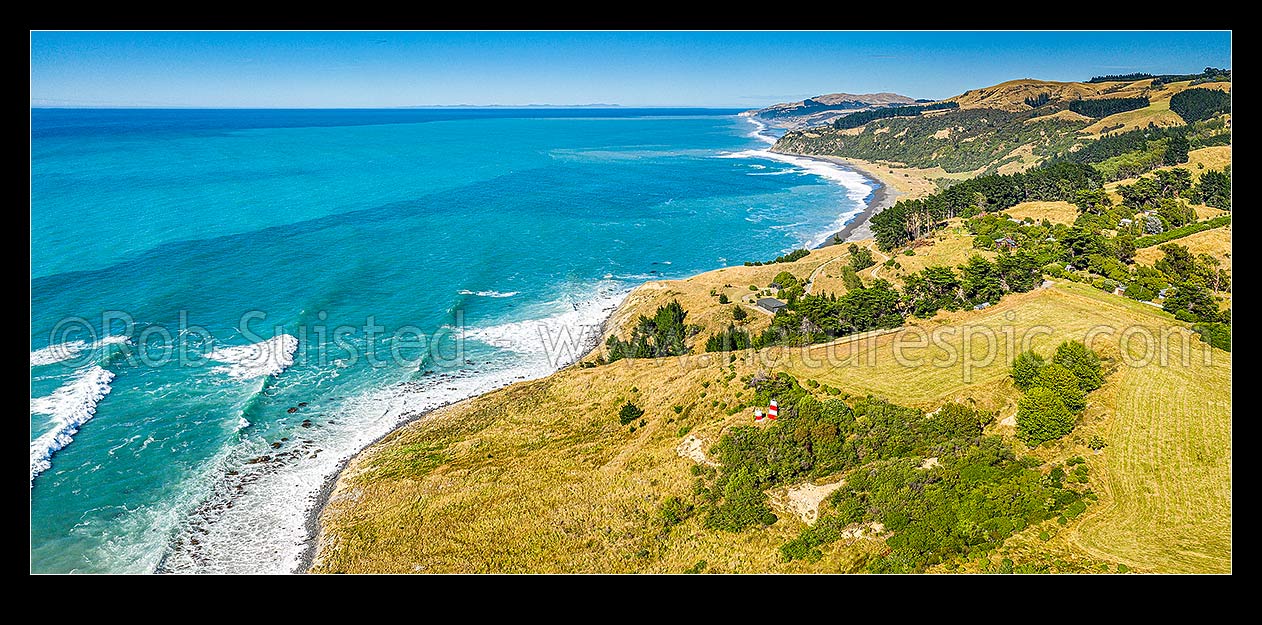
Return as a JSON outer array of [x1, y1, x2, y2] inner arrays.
[[1065, 328, 1232, 573], [1003, 200, 1080, 225], [313, 276, 1229, 573]]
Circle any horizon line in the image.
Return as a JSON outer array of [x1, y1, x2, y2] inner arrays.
[[29, 103, 758, 110]]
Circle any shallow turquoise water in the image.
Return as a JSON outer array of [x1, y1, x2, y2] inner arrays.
[[30, 108, 873, 573]]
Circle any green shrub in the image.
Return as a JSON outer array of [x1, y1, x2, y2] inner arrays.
[[1032, 363, 1087, 412], [618, 401, 645, 426], [718, 293, 730, 304], [1192, 322, 1231, 352], [1088, 435, 1107, 451], [1053, 341, 1104, 392], [659, 496, 695, 528], [704, 467, 778, 532], [1017, 387, 1077, 446], [847, 243, 875, 271], [797, 395, 822, 420], [1124, 283, 1156, 301], [1010, 350, 1046, 391]]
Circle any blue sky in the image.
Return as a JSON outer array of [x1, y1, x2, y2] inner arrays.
[[30, 31, 1231, 108]]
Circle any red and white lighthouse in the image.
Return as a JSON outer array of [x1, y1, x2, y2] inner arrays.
[[768, 399, 778, 420]]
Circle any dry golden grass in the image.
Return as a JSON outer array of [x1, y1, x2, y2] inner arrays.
[[1062, 330, 1232, 573], [1134, 224, 1232, 271], [996, 144, 1041, 175], [870, 227, 994, 285], [952, 79, 1120, 112], [1080, 81, 1230, 137], [312, 332, 887, 574], [312, 276, 1229, 574], [1184, 146, 1233, 174], [1194, 205, 1229, 220], [1082, 97, 1184, 136], [1004, 200, 1080, 225], [1025, 109, 1092, 125], [1106, 147, 1233, 192], [599, 245, 855, 355]]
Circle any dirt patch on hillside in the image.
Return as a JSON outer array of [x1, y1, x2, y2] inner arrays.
[[676, 435, 716, 466], [786, 480, 846, 525]]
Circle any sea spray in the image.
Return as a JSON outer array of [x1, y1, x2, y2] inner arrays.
[[207, 334, 299, 379], [30, 366, 116, 483]]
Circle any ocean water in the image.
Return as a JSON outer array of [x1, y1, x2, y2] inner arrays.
[[29, 108, 874, 573]]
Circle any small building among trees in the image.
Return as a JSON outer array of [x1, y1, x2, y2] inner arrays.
[[757, 297, 787, 314]]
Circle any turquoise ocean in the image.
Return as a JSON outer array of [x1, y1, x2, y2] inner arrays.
[[30, 108, 875, 573]]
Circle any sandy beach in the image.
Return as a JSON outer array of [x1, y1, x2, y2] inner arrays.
[[780, 153, 902, 247]]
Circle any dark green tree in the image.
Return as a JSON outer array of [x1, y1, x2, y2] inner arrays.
[[1198, 167, 1231, 210], [1114, 233, 1136, 263], [618, 401, 645, 426], [1163, 134, 1190, 165], [1169, 87, 1231, 123], [1010, 350, 1046, 391], [1017, 387, 1076, 446], [1052, 341, 1104, 392], [848, 244, 876, 271], [1032, 363, 1087, 412], [960, 255, 1002, 305]]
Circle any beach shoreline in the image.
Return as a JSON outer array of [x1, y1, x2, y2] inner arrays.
[[299, 126, 888, 573], [780, 152, 902, 247], [298, 295, 623, 573]]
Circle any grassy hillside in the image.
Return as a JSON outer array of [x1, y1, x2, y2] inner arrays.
[[313, 260, 1229, 573], [312, 72, 1231, 575], [1134, 224, 1232, 271], [1003, 200, 1080, 225], [598, 245, 856, 355], [776, 76, 1230, 177]]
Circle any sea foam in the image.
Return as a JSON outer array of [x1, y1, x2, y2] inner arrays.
[[30, 335, 131, 367], [206, 334, 299, 379], [464, 284, 627, 368], [30, 365, 116, 483], [723, 119, 877, 248], [457, 289, 520, 298]]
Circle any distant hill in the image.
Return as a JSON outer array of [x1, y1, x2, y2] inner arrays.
[[775, 71, 1231, 175], [746, 92, 918, 129]]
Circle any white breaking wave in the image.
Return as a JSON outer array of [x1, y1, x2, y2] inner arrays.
[[720, 148, 875, 199], [744, 116, 777, 145], [30, 340, 87, 366], [464, 284, 628, 368], [30, 335, 131, 367], [457, 289, 520, 298], [158, 282, 635, 574], [30, 366, 116, 483], [206, 335, 299, 379], [721, 125, 877, 249]]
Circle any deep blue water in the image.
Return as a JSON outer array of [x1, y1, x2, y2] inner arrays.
[[29, 108, 873, 573]]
